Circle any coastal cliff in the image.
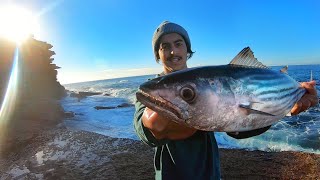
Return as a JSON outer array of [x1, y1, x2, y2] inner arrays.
[[0, 37, 66, 152]]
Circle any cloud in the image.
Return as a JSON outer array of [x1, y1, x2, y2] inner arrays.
[[38, 0, 65, 16], [58, 67, 162, 84]]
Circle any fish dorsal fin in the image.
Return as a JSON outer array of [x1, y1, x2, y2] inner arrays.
[[229, 47, 268, 69], [280, 65, 288, 74]]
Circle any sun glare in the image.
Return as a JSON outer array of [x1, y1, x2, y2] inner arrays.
[[0, 5, 39, 44]]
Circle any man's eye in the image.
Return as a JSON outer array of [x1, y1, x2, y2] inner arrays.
[[163, 46, 169, 50], [176, 42, 183, 47], [161, 45, 170, 51]]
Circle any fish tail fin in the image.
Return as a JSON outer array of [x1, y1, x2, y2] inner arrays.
[[280, 65, 288, 74]]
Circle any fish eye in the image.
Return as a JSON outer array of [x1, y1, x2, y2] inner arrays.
[[179, 85, 196, 103]]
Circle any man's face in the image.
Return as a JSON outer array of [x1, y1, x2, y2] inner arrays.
[[158, 33, 188, 74]]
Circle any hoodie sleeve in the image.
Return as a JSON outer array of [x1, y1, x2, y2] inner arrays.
[[133, 100, 169, 147]]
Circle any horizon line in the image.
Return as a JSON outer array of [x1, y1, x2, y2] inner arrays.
[[60, 63, 320, 85]]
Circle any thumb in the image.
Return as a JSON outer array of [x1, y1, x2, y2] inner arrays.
[[300, 81, 317, 95], [142, 107, 158, 130], [143, 108, 168, 132], [145, 107, 156, 119]]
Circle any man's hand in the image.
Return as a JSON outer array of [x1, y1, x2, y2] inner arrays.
[[142, 107, 197, 140], [291, 81, 318, 115]]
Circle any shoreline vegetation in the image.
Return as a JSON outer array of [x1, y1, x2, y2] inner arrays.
[[0, 126, 319, 179]]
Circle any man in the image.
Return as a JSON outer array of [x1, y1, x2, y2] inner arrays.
[[133, 21, 318, 179]]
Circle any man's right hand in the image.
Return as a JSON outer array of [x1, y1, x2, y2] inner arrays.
[[142, 107, 197, 140]]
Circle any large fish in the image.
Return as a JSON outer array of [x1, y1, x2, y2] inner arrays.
[[136, 47, 306, 132]]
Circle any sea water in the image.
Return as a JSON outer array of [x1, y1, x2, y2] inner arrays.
[[62, 65, 320, 154]]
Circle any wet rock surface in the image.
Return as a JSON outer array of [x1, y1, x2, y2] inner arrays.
[[94, 103, 134, 110], [0, 126, 319, 179], [0, 127, 154, 179], [69, 91, 103, 100], [64, 111, 75, 118]]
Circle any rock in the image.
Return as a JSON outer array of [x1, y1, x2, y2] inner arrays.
[[70, 91, 102, 99], [117, 103, 134, 108], [219, 149, 320, 179], [94, 103, 134, 110], [64, 111, 75, 118], [94, 106, 114, 110], [0, 127, 319, 179], [78, 91, 102, 96], [69, 92, 79, 98], [0, 37, 66, 153], [0, 128, 154, 179]]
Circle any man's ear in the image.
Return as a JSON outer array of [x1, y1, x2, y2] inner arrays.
[[156, 53, 160, 62]]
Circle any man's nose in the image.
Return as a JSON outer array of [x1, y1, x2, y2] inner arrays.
[[170, 46, 178, 55]]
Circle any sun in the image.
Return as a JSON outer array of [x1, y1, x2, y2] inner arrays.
[[0, 5, 39, 44]]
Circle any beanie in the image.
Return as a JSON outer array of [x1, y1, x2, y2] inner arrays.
[[152, 21, 191, 60]]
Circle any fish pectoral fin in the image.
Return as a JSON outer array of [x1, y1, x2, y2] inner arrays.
[[239, 104, 276, 116]]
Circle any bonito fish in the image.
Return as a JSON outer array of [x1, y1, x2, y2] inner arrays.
[[136, 47, 306, 132]]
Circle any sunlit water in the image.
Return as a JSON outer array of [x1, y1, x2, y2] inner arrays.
[[62, 65, 320, 154]]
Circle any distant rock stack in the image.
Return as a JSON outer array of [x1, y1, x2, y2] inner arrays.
[[19, 37, 66, 100], [0, 36, 66, 153]]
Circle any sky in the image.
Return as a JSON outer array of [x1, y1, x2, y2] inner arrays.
[[1, 0, 320, 84]]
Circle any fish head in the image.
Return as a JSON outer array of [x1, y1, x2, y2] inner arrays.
[[136, 71, 218, 126]]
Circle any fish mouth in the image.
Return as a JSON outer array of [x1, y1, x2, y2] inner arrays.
[[136, 89, 183, 120]]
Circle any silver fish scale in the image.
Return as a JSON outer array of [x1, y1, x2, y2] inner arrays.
[[229, 68, 305, 116]]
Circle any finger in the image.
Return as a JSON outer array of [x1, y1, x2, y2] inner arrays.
[[300, 80, 316, 87], [144, 107, 155, 119], [150, 129, 167, 139], [299, 97, 312, 113], [142, 109, 167, 139], [291, 101, 302, 115], [303, 94, 319, 107], [165, 122, 197, 140], [300, 81, 317, 95], [153, 113, 169, 132], [142, 108, 157, 130], [143, 108, 170, 132]]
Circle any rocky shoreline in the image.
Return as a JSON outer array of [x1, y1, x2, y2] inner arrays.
[[0, 126, 154, 179], [0, 126, 319, 179]]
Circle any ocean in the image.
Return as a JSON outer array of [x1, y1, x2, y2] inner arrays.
[[62, 64, 320, 154]]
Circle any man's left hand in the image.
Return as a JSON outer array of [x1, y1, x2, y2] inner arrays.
[[291, 81, 318, 115]]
